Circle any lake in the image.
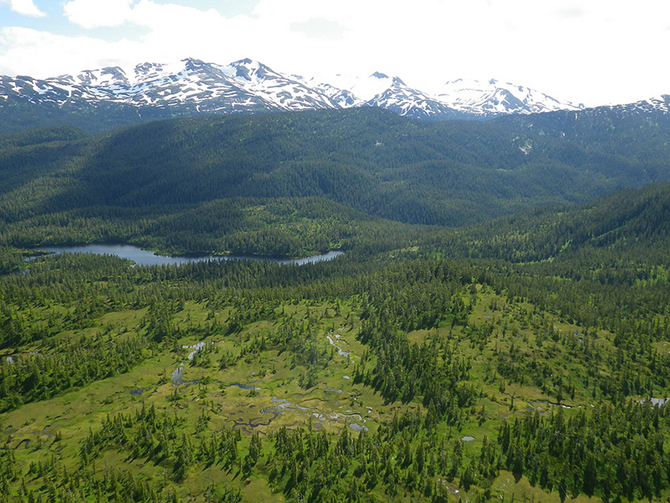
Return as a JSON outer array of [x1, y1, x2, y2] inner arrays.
[[34, 244, 343, 267]]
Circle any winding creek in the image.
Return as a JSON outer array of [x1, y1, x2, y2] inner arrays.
[[162, 338, 369, 432], [259, 396, 369, 432], [326, 334, 353, 358]]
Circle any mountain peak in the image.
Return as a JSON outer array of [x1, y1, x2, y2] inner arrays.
[[182, 58, 207, 70], [223, 58, 277, 83], [230, 58, 257, 67]]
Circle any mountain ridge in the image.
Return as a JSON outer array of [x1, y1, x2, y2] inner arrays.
[[0, 57, 587, 133]]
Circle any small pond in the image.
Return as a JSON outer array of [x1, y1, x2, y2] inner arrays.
[[33, 244, 343, 267]]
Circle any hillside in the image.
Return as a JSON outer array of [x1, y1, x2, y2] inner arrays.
[[430, 181, 670, 262], [0, 107, 669, 259], [500, 95, 670, 166], [427, 182, 670, 343]]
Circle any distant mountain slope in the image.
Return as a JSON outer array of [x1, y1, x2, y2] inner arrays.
[[0, 107, 669, 233], [0, 58, 582, 133], [432, 181, 670, 265], [500, 95, 670, 153]]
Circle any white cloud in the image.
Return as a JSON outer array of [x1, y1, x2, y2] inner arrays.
[[0, 27, 141, 77], [290, 18, 347, 40], [0, 0, 46, 18], [0, 2, 271, 77], [63, 0, 135, 29]]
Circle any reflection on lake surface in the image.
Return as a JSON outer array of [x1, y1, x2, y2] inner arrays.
[[35, 244, 343, 267]]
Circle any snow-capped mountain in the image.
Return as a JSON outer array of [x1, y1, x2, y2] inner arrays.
[[356, 72, 467, 120], [0, 58, 337, 114], [293, 71, 467, 120], [0, 57, 603, 133], [431, 78, 583, 117], [217, 59, 338, 111]]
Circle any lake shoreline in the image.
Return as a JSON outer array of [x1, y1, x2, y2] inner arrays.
[[30, 244, 344, 267]]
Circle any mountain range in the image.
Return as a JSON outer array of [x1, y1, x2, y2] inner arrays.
[[0, 57, 592, 133]]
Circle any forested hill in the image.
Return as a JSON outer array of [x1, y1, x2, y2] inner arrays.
[[499, 97, 670, 169], [430, 181, 670, 263], [1, 107, 670, 233]]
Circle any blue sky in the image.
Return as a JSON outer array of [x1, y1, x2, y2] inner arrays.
[[1, 0, 669, 106]]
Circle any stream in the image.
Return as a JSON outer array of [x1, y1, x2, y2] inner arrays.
[[326, 332, 357, 360], [161, 335, 369, 432], [260, 396, 369, 432]]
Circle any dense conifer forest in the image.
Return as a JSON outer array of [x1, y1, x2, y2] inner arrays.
[[0, 107, 669, 502]]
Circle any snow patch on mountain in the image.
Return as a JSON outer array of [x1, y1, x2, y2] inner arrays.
[[0, 58, 626, 122], [219, 59, 337, 111], [431, 78, 583, 116], [612, 95, 670, 116]]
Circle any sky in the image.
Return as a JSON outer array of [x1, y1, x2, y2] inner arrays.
[[0, 0, 669, 107]]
